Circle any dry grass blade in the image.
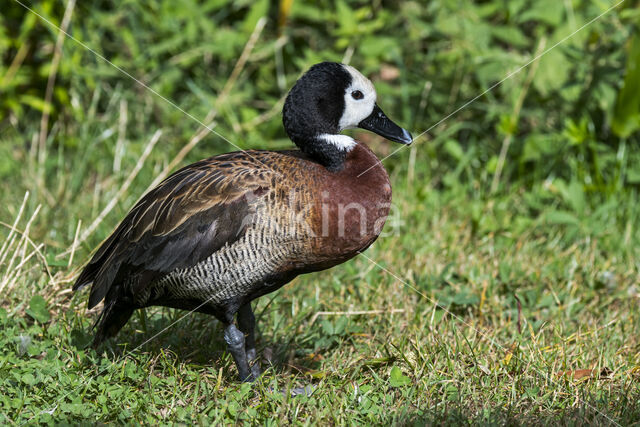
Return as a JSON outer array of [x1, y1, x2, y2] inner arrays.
[[37, 0, 76, 183], [113, 99, 128, 173], [310, 309, 405, 325], [57, 129, 163, 259], [0, 202, 54, 296], [144, 16, 268, 192], [0, 191, 29, 266], [67, 219, 82, 269]]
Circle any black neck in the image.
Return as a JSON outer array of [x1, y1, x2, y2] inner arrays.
[[296, 136, 347, 172], [283, 107, 348, 171]]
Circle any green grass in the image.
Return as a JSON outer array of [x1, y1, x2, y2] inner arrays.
[[3, 173, 640, 424], [2, 0, 640, 424]]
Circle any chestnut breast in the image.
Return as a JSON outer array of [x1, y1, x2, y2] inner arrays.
[[307, 142, 392, 267]]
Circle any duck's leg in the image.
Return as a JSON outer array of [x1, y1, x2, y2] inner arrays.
[[223, 323, 252, 382], [236, 305, 313, 396], [237, 303, 261, 380], [229, 305, 311, 395]]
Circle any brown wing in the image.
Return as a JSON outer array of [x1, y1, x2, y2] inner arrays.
[[73, 151, 274, 309]]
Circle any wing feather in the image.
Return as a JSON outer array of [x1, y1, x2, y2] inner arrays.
[[73, 152, 274, 309]]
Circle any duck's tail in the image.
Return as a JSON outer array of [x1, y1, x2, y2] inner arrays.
[[92, 299, 134, 348]]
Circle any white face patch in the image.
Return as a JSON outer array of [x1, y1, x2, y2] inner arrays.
[[338, 64, 377, 131], [317, 134, 357, 151]]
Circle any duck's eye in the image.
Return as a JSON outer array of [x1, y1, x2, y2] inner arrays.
[[351, 90, 364, 100]]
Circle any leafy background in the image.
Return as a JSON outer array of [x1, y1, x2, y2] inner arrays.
[[1, 0, 640, 424]]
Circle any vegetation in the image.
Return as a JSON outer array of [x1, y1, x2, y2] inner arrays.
[[2, 0, 640, 424]]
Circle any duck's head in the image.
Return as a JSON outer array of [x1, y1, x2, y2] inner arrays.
[[283, 62, 412, 171]]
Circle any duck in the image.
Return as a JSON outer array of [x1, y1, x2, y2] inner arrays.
[[73, 61, 412, 382]]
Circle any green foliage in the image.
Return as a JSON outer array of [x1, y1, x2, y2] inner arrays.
[[613, 32, 640, 137], [388, 366, 411, 387], [25, 295, 50, 324], [1, 0, 639, 205]]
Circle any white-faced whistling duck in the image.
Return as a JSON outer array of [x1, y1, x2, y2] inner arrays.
[[73, 62, 413, 382]]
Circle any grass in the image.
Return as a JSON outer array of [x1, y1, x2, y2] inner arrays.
[[2, 170, 640, 424], [2, 0, 640, 424]]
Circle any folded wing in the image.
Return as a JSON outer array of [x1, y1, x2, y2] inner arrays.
[[73, 152, 273, 309]]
